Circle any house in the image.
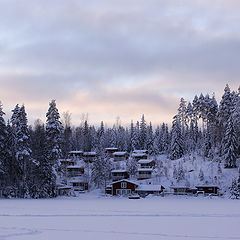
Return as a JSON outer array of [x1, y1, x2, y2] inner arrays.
[[138, 159, 155, 168], [137, 168, 153, 180], [170, 186, 196, 195], [110, 179, 139, 196], [136, 184, 165, 197], [59, 159, 75, 167], [57, 185, 72, 196], [132, 150, 148, 161], [111, 170, 129, 181], [69, 178, 88, 191], [105, 147, 119, 157], [69, 151, 84, 159], [113, 152, 128, 161], [66, 166, 84, 177], [83, 152, 97, 163], [195, 185, 219, 195]]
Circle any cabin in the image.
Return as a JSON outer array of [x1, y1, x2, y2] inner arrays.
[[138, 159, 155, 168], [66, 166, 84, 177], [137, 168, 153, 180], [132, 150, 148, 161], [83, 152, 97, 163], [59, 159, 75, 167], [136, 184, 165, 197], [111, 179, 139, 196], [69, 179, 88, 191], [195, 185, 219, 195], [105, 147, 119, 157], [113, 152, 128, 161], [57, 185, 72, 196], [69, 151, 84, 159], [170, 186, 196, 195], [111, 170, 129, 181]]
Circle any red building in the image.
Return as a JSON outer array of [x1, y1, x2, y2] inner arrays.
[[110, 180, 139, 196]]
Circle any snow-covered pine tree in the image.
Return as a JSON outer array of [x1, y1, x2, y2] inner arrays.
[[46, 100, 63, 166], [170, 115, 184, 160], [11, 105, 32, 198], [139, 115, 147, 149], [146, 122, 154, 155], [0, 102, 7, 188], [229, 178, 240, 199], [223, 114, 238, 168], [46, 100, 63, 197]]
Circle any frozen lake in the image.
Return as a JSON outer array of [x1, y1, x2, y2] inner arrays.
[[0, 195, 239, 240]]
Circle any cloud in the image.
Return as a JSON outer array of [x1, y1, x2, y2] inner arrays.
[[0, 0, 239, 125]]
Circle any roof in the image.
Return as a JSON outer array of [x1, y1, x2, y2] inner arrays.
[[60, 159, 75, 162], [69, 179, 88, 183], [133, 150, 148, 153], [57, 186, 72, 190], [69, 151, 83, 154], [83, 152, 97, 156], [138, 159, 154, 164], [132, 153, 147, 157], [113, 151, 127, 156], [66, 165, 84, 169], [105, 147, 118, 150], [138, 168, 153, 172], [111, 169, 128, 173], [136, 185, 164, 191], [111, 179, 139, 186], [195, 185, 219, 188], [170, 186, 190, 189]]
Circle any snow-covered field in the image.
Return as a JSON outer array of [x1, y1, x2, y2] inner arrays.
[[0, 194, 239, 240]]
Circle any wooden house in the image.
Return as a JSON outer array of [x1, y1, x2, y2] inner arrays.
[[138, 159, 155, 168], [111, 180, 139, 196], [111, 170, 129, 181], [136, 184, 165, 197], [59, 159, 75, 167], [170, 186, 196, 195], [105, 147, 119, 158], [137, 168, 153, 180], [69, 179, 88, 191], [69, 151, 84, 159], [113, 152, 128, 161], [195, 185, 219, 195], [57, 185, 72, 196], [132, 150, 148, 161], [66, 166, 84, 177], [83, 152, 97, 163]]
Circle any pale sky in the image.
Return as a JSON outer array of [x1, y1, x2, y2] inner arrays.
[[0, 0, 239, 126]]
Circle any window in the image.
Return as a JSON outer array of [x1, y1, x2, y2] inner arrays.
[[121, 182, 127, 188]]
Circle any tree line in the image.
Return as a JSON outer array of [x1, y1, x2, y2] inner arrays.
[[0, 84, 239, 198]]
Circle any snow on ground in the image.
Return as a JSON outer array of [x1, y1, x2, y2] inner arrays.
[[0, 194, 240, 240]]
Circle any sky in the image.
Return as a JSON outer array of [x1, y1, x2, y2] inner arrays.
[[0, 0, 240, 127]]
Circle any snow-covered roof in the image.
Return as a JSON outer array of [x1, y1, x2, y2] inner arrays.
[[83, 152, 97, 156], [138, 168, 153, 172], [69, 179, 88, 183], [195, 185, 219, 188], [105, 147, 118, 151], [111, 179, 139, 186], [69, 151, 83, 154], [57, 185, 72, 190], [138, 159, 154, 164], [113, 151, 127, 156], [111, 169, 128, 173], [133, 150, 148, 154], [132, 153, 147, 157], [170, 186, 190, 189], [136, 185, 164, 191], [60, 159, 75, 162], [67, 165, 84, 169]]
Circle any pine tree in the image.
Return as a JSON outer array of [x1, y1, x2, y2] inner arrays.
[[223, 114, 237, 168], [45, 100, 63, 197], [170, 115, 184, 160], [229, 178, 240, 199], [199, 168, 204, 182], [139, 115, 147, 149]]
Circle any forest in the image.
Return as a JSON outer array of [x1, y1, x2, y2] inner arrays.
[[0, 84, 239, 198]]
